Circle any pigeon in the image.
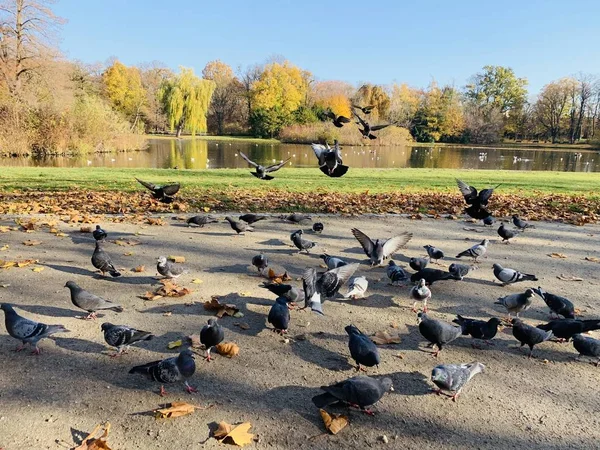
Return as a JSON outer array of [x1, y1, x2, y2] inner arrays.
[[91, 240, 121, 277], [346, 325, 380, 371], [262, 283, 304, 303], [492, 263, 537, 285], [200, 318, 225, 361], [239, 214, 267, 225], [93, 225, 107, 241], [494, 289, 535, 318], [464, 204, 493, 221], [409, 256, 429, 271], [1, 303, 68, 354], [302, 263, 359, 315], [351, 104, 376, 115], [572, 334, 600, 366], [224, 216, 254, 234], [325, 110, 351, 128], [312, 376, 393, 415], [456, 239, 489, 262], [452, 315, 501, 347], [311, 141, 349, 177], [387, 260, 410, 286], [497, 222, 519, 243], [351, 228, 413, 266], [136, 178, 180, 203], [409, 278, 432, 312], [448, 263, 472, 280], [424, 245, 444, 262], [410, 268, 460, 285], [312, 222, 324, 233], [512, 215, 535, 231], [187, 215, 218, 227], [128, 349, 197, 396], [157, 256, 185, 279], [291, 229, 316, 253], [251, 254, 269, 274], [483, 215, 495, 226], [281, 213, 312, 224], [532, 287, 575, 319], [537, 319, 600, 341], [353, 110, 396, 140], [239, 151, 290, 180], [417, 312, 462, 357], [268, 297, 290, 334], [101, 323, 154, 357], [65, 281, 123, 319], [320, 254, 347, 270], [456, 179, 499, 210], [511, 318, 553, 358], [430, 362, 485, 402], [343, 276, 369, 299]]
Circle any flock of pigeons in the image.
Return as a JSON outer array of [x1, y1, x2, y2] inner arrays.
[[2, 177, 600, 417]]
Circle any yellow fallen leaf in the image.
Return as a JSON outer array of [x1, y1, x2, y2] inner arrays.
[[80, 226, 92, 233], [548, 253, 567, 259], [154, 401, 198, 419], [235, 322, 250, 330], [55, 232, 68, 237], [584, 256, 600, 263], [214, 421, 254, 447], [73, 422, 112, 450], [167, 340, 183, 349], [123, 251, 134, 256], [0, 225, 11, 233], [371, 330, 401, 345], [319, 409, 348, 435], [216, 342, 240, 358], [168, 255, 186, 263], [191, 279, 203, 284], [557, 274, 584, 282], [23, 239, 42, 246], [203, 206, 211, 212], [114, 239, 142, 246], [0, 244, 8, 251], [32, 267, 44, 273]]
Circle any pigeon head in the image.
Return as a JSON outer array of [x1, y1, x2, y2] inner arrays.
[[512, 214, 519, 219], [488, 318, 502, 328], [101, 322, 113, 332], [344, 325, 360, 335], [224, 216, 233, 223], [387, 260, 397, 267], [64, 281, 78, 290], [481, 239, 489, 246], [381, 377, 394, 392], [416, 312, 427, 325], [157, 256, 167, 265], [179, 348, 194, 358], [95, 225, 101, 230], [0, 303, 15, 313], [492, 263, 502, 271], [319, 254, 328, 262], [510, 317, 523, 326], [431, 366, 448, 384], [416, 278, 426, 288], [275, 297, 288, 306], [207, 318, 217, 327], [524, 288, 535, 298], [423, 245, 431, 250]]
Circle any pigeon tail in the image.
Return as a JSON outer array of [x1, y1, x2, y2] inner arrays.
[[110, 305, 124, 313], [128, 362, 157, 375], [521, 274, 538, 282], [312, 392, 338, 408], [582, 320, 600, 333], [109, 269, 122, 278]]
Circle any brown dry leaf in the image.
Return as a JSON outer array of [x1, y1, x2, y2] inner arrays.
[[154, 401, 198, 419], [214, 422, 254, 447], [168, 255, 186, 263], [73, 422, 112, 450], [371, 330, 401, 345], [1, 259, 38, 269], [133, 265, 145, 273], [319, 409, 348, 435], [162, 311, 172, 317], [557, 275, 584, 282], [235, 322, 250, 330], [23, 239, 42, 246], [187, 334, 202, 348], [584, 256, 600, 263], [204, 296, 239, 318], [80, 226, 92, 233], [147, 217, 165, 226], [156, 279, 192, 297], [141, 291, 163, 301], [548, 253, 567, 259], [216, 342, 240, 358], [55, 232, 68, 237], [17, 219, 37, 231], [0, 225, 12, 233], [16, 259, 38, 268], [267, 268, 292, 284], [113, 239, 142, 246]]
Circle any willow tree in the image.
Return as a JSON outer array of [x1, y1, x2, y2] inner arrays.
[[160, 67, 215, 137]]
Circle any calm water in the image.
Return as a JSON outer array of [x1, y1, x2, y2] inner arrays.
[[1, 138, 598, 172]]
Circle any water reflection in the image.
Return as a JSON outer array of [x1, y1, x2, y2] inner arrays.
[[0, 138, 597, 172]]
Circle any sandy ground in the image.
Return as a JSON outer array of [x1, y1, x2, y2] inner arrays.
[[0, 213, 599, 450]]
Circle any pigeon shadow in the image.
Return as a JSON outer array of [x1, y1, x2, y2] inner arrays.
[[43, 263, 96, 276], [463, 278, 499, 287], [204, 264, 252, 274], [17, 304, 78, 318], [330, 294, 398, 310], [53, 336, 106, 354], [291, 338, 353, 371], [261, 384, 323, 424], [201, 231, 241, 237], [101, 275, 159, 286], [309, 331, 347, 343], [256, 239, 288, 246], [383, 370, 431, 396]]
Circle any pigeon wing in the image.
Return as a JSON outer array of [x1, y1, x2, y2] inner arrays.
[[265, 158, 291, 173], [351, 228, 375, 257], [239, 151, 259, 168], [381, 232, 413, 259], [456, 179, 478, 203], [135, 178, 157, 192]]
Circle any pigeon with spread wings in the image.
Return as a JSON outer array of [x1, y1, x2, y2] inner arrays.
[[135, 178, 180, 203], [302, 263, 359, 315], [352, 110, 396, 140], [238, 151, 290, 180], [311, 140, 349, 177], [325, 110, 351, 128], [351, 228, 413, 266]]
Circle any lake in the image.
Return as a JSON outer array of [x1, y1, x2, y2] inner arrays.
[[1, 138, 597, 172]]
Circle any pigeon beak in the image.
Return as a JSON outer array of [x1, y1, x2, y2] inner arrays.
[[389, 386, 395, 392]]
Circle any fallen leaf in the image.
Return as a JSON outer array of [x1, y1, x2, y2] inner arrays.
[[203, 206, 211, 212], [371, 330, 401, 345], [267, 268, 292, 284], [390, 322, 398, 329], [0, 244, 8, 251], [141, 291, 163, 301], [32, 267, 44, 273], [123, 251, 134, 256], [584, 256, 600, 263], [557, 275, 584, 282], [17, 219, 36, 231], [463, 227, 484, 233], [216, 342, 240, 358], [0, 283, 10, 287], [133, 265, 145, 273], [0, 225, 12, 233], [154, 401, 199, 419], [147, 217, 165, 226], [168, 255, 186, 263], [73, 422, 112, 450], [319, 409, 348, 435], [167, 340, 183, 349], [191, 278, 203, 284], [162, 311, 172, 317], [214, 422, 254, 447], [187, 334, 202, 348], [234, 322, 250, 330], [80, 226, 92, 233], [204, 296, 239, 318], [548, 253, 567, 259], [55, 232, 68, 237], [22, 239, 42, 246], [0, 259, 38, 269], [113, 239, 142, 246]]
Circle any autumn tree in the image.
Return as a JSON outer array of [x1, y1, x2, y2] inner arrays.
[[138, 62, 172, 133], [567, 74, 595, 143], [465, 65, 528, 114], [239, 63, 261, 126], [102, 60, 146, 129], [311, 80, 353, 119], [160, 67, 215, 137], [535, 78, 575, 143], [202, 60, 242, 135], [388, 83, 420, 128], [411, 83, 464, 142], [353, 84, 390, 118]]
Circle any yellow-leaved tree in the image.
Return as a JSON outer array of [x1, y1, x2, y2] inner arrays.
[[311, 80, 353, 119], [102, 61, 146, 129]]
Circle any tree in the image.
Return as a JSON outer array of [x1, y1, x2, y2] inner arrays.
[[139, 61, 172, 133], [465, 65, 528, 114], [239, 63, 261, 126], [535, 78, 574, 143], [389, 83, 420, 128], [353, 84, 390, 118], [567, 74, 595, 143], [311, 80, 353, 118], [102, 60, 146, 129], [160, 67, 215, 137], [411, 83, 464, 142], [0, 0, 65, 96], [202, 59, 242, 135]]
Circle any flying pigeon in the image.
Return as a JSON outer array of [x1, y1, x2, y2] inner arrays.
[[532, 287, 575, 319], [448, 263, 472, 281], [91, 240, 121, 277], [157, 256, 185, 279], [410, 278, 432, 312], [424, 245, 444, 263], [187, 215, 218, 227], [410, 268, 460, 285], [239, 151, 290, 180], [343, 276, 369, 299], [483, 215, 495, 226], [262, 283, 304, 304], [101, 323, 154, 357], [512, 215, 535, 231], [65, 281, 123, 319], [346, 325, 380, 371], [251, 254, 269, 274], [224, 216, 254, 234], [464, 204, 493, 221], [453, 315, 501, 347], [93, 225, 107, 241], [492, 263, 537, 285], [268, 297, 290, 334], [387, 260, 410, 286], [325, 110, 352, 127], [312, 222, 324, 233], [417, 312, 462, 357], [312, 376, 393, 415], [537, 318, 600, 341], [1, 303, 68, 354], [353, 110, 396, 140], [511, 318, 553, 358], [456, 179, 499, 210], [291, 229, 316, 253], [302, 263, 359, 315], [456, 239, 489, 262], [311, 141, 349, 177], [281, 213, 312, 224], [239, 214, 267, 225], [494, 289, 535, 318], [409, 256, 429, 271], [320, 254, 347, 270], [430, 362, 485, 402], [351, 104, 376, 115], [351, 228, 413, 266], [497, 222, 519, 243], [572, 334, 600, 366], [200, 318, 225, 361], [128, 348, 197, 396], [135, 178, 180, 203]]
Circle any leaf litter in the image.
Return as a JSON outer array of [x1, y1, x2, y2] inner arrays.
[[213, 421, 254, 447]]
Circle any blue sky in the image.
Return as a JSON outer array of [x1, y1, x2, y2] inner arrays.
[[54, 0, 600, 95]]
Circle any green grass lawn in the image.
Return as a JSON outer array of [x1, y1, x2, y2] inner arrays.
[[1, 166, 599, 196]]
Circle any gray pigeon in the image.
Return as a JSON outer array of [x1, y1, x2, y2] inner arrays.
[[572, 334, 600, 366], [498, 222, 518, 243], [448, 263, 472, 280], [262, 283, 304, 303], [511, 318, 553, 358], [128, 348, 197, 396], [346, 325, 380, 371], [387, 260, 410, 286], [512, 215, 535, 231], [101, 322, 154, 357], [239, 214, 267, 225], [430, 362, 485, 402], [320, 254, 347, 270], [492, 263, 537, 285], [268, 297, 290, 334], [351, 228, 413, 266], [456, 239, 489, 262], [65, 281, 123, 319], [239, 151, 290, 180], [187, 215, 218, 227], [291, 229, 316, 253], [93, 225, 107, 241], [91, 240, 121, 277], [343, 276, 369, 299], [157, 256, 185, 279], [281, 213, 312, 224], [424, 245, 444, 262], [251, 254, 269, 274], [417, 312, 462, 357], [200, 318, 225, 361], [312, 376, 393, 414], [410, 278, 432, 312], [224, 216, 253, 234], [1, 303, 68, 354], [532, 287, 575, 319], [494, 289, 535, 318], [410, 268, 460, 285], [409, 256, 429, 271], [302, 263, 359, 315]]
